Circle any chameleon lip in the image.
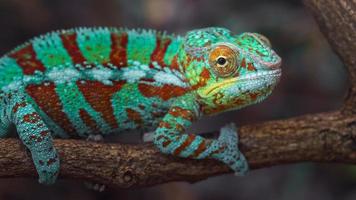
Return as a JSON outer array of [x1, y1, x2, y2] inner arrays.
[[237, 68, 281, 82], [201, 69, 281, 96]]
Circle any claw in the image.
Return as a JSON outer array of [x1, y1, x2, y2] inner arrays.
[[32, 148, 60, 185]]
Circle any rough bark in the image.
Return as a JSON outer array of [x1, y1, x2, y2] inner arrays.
[[303, 0, 356, 113], [0, 0, 355, 188]]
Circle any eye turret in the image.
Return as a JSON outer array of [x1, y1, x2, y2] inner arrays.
[[208, 44, 239, 77]]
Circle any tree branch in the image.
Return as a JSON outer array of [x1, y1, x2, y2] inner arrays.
[[0, 0, 355, 188], [303, 0, 356, 113]]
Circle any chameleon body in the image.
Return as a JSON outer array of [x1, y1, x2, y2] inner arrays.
[[0, 27, 281, 184]]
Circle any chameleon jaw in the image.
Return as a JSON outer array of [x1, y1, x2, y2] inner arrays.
[[199, 77, 238, 97], [198, 68, 281, 98]]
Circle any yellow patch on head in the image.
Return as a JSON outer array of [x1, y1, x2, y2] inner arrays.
[[198, 77, 238, 97]]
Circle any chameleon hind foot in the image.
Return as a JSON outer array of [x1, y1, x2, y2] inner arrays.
[[84, 182, 106, 192], [86, 134, 104, 142], [212, 123, 249, 176]]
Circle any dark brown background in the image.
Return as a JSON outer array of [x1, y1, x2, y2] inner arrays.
[[0, 0, 351, 199]]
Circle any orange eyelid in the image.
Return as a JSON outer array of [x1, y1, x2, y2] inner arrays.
[[209, 45, 235, 60]]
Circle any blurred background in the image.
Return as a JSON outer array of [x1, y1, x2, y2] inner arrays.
[[0, 0, 352, 199]]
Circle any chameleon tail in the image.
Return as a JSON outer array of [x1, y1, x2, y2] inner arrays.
[[212, 123, 249, 175]]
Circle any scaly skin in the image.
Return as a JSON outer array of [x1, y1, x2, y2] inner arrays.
[[0, 27, 281, 184]]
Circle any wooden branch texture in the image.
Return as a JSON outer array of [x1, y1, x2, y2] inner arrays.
[[0, 0, 355, 188]]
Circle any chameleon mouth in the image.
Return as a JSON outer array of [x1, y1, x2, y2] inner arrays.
[[200, 69, 281, 97]]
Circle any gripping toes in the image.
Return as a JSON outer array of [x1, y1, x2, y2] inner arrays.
[[32, 148, 60, 185], [212, 123, 249, 175]]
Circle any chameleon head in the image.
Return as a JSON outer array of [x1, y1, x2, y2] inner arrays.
[[181, 27, 282, 114]]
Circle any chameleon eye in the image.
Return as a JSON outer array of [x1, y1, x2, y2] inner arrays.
[[253, 33, 272, 47], [209, 45, 239, 77]]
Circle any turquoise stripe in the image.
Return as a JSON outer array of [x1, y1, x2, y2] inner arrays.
[[180, 136, 203, 157], [32, 32, 73, 68], [76, 28, 112, 64], [55, 83, 110, 136], [163, 37, 182, 65], [0, 56, 24, 89], [111, 84, 141, 131], [127, 30, 156, 64], [166, 134, 188, 154]]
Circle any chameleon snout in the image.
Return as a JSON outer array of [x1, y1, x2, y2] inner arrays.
[[264, 51, 282, 70]]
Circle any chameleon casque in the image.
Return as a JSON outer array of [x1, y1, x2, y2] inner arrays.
[[0, 27, 281, 184]]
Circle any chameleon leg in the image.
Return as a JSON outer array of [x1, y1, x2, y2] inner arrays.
[[153, 94, 249, 175], [5, 91, 60, 184]]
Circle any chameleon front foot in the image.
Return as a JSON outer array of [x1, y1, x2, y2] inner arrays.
[[212, 123, 249, 176]]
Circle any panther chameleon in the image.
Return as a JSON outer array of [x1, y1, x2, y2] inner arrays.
[[0, 27, 282, 184]]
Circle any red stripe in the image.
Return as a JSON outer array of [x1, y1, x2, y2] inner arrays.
[[170, 55, 180, 71], [168, 106, 195, 121], [76, 80, 126, 129], [189, 140, 209, 158], [126, 108, 143, 126], [26, 82, 77, 137], [79, 109, 100, 134], [149, 36, 171, 68], [109, 32, 128, 68], [138, 83, 187, 101], [9, 44, 46, 75], [60, 32, 87, 64], [173, 135, 196, 156]]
